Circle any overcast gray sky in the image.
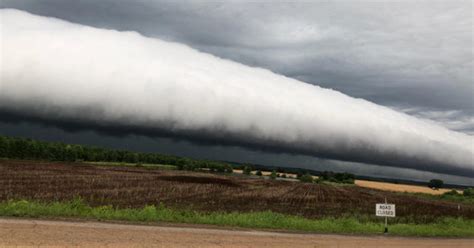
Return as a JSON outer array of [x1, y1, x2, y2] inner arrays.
[[2, 0, 472, 134], [0, 1, 472, 185]]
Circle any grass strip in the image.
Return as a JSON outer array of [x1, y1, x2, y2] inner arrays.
[[399, 191, 474, 204], [0, 199, 473, 237], [85, 161, 177, 170]]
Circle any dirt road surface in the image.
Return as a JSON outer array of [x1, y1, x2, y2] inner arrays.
[[0, 218, 472, 248]]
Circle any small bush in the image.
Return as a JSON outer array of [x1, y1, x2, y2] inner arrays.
[[224, 165, 233, 174], [243, 166, 252, 175], [443, 190, 459, 196], [463, 188, 474, 197], [256, 170, 263, 176], [270, 170, 277, 180], [299, 173, 313, 183]]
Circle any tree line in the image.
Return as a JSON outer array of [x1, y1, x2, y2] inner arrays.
[[0, 135, 232, 172], [0, 135, 359, 183]]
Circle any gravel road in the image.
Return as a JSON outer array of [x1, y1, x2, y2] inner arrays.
[[0, 218, 472, 248]]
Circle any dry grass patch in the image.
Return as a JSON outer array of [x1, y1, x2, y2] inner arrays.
[[355, 180, 461, 195]]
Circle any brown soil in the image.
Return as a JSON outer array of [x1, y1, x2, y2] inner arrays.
[[234, 170, 460, 195], [0, 160, 473, 222], [1, 218, 472, 248]]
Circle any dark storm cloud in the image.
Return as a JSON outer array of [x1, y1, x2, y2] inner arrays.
[[2, 109, 472, 177], [2, 0, 471, 134], [2, 121, 473, 186], [1, 9, 472, 178]]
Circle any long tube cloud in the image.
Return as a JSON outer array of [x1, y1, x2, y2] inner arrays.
[[1, 9, 472, 176]]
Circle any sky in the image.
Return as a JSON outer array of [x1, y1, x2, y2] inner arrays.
[[0, 1, 473, 185]]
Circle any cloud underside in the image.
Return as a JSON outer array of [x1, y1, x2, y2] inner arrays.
[[1, 9, 473, 177], [1, 1, 472, 134]]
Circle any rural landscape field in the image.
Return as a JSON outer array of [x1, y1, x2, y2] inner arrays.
[[2, 159, 472, 221], [1, 155, 474, 246], [0, 120, 473, 246], [1, 1, 473, 247], [1, 148, 473, 238]]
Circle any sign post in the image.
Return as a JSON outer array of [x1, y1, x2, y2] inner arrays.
[[376, 198, 395, 234]]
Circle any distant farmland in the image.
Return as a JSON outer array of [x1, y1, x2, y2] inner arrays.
[[355, 180, 462, 195], [232, 169, 463, 195], [1, 160, 472, 223]]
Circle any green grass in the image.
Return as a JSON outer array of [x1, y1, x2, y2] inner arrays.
[[397, 191, 474, 204], [0, 199, 473, 237], [85, 161, 177, 170], [434, 194, 474, 204], [317, 180, 356, 187]]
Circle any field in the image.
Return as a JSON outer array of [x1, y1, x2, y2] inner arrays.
[[354, 180, 462, 195], [234, 170, 463, 195], [1, 160, 472, 224]]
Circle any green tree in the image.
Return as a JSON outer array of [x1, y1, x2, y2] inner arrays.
[[299, 173, 313, 183], [463, 188, 474, 197], [224, 165, 233, 174], [243, 166, 252, 175], [428, 179, 444, 189], [0, 136, 9, 157], [270, 170, 277, 180], [318, 171, 355, 184], [124, 152, 139, 163], [256, 170, 263, 176]]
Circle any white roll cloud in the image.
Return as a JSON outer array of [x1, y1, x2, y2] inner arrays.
[[0, 9, 472, 176]]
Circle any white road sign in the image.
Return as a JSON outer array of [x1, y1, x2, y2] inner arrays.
[[376, 203, 396, 217]]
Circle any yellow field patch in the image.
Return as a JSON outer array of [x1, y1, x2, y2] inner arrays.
[[355, 180, 460, 195], [235, 169, 459, 195]]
